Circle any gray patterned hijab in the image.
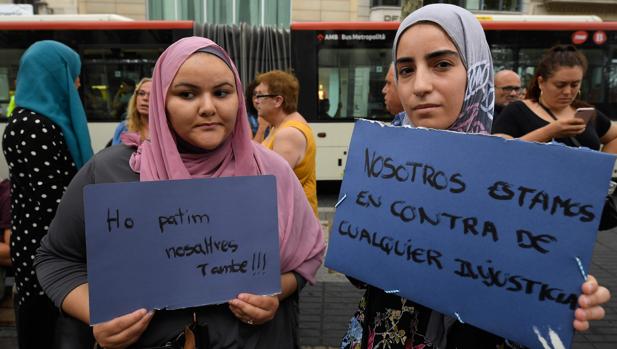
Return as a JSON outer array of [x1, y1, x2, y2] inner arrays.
[[393, 4, 494, 134], [392, 5, 495, 347]]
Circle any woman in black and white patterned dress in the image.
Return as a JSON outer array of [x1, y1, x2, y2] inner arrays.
[[2, 40, 93, 349]]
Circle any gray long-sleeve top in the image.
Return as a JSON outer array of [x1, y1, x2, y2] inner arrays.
[[35, 145, 306, 348]]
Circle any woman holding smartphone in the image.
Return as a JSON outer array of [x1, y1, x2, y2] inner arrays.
[[492, 45, 617, 151]]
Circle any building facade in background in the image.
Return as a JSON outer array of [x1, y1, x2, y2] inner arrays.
[[147, 0, 290, 26], [1, 0, 615, 23], [371, 0, 616, 21]]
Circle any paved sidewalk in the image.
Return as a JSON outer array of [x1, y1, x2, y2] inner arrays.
[[299, 267, 364, 348]]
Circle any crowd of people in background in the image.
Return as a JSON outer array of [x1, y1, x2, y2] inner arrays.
[[0, 4, 613, 349]]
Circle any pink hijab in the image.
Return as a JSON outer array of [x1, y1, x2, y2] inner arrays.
[[129, 37, 256, 179], [128, 36, 324, 283]]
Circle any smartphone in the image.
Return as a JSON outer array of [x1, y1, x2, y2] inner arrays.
[[575, 107, 596, 123]]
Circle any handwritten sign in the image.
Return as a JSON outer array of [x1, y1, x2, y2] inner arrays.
[[84, 176, 281, 324], [325, 120, 615, 349]]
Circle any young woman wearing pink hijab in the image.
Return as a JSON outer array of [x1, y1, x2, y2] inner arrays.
[[35, 37, 326, 348]]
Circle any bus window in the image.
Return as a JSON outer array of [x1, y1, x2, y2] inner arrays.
[[610, 48, 617, 104], [318, 47, 391, 120], [0, 67, 9, 117], [81, 47, 159, 121], [516, 48, 545, 90], [0, 49, 22, 119], [597, 46, 617, 117], [583, 49, 605, 104], [491, 46, 516, 73]]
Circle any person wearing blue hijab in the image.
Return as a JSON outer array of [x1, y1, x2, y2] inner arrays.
[[2, 40, 94, 349], [14, 40, 93, 167]]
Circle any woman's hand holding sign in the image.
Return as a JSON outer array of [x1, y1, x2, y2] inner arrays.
[[574, 275, 611, 331], [229, 293, 279, 325], [93, 308, 154, 349]]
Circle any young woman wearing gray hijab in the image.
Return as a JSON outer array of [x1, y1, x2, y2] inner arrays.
[[341, 4, 611, 349]]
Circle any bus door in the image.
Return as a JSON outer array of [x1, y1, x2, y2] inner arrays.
[[305, 29, 395, 181]]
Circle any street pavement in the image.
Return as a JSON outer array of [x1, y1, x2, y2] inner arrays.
[[0, 224, 615, 349]]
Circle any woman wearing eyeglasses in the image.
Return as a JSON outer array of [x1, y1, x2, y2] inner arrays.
[[111, 77, 152, 145], [253, 70, 318, 216], [492, 45, 617, 152]]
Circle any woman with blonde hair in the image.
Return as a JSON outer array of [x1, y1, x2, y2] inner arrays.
[[111, 77, 152, 145]]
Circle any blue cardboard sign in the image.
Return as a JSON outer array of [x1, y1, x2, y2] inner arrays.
[[84, 176, 281, 324], [325, 120, 615, 349]]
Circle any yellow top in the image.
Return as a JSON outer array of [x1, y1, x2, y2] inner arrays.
[[262, 119, 318, 216]]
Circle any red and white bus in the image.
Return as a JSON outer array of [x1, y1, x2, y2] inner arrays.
[[1, 15, 616, 182], [291, 18, 617, 180]]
